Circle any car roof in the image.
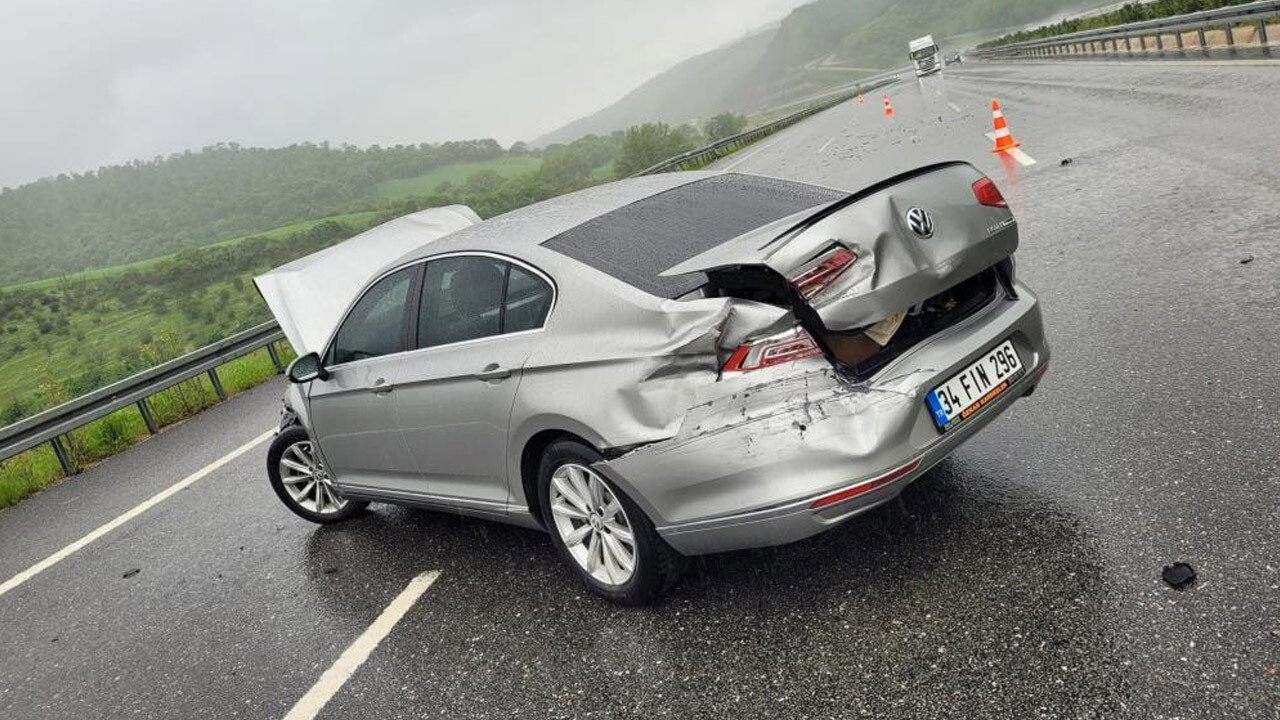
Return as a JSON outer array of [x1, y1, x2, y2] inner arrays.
[[390, 171, 843, 299]]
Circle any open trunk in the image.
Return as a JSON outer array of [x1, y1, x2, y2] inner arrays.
[[665, 162, 1019, 377]]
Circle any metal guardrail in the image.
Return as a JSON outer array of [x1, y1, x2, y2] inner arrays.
[[632, 74, 900, 176], [972, 0, 1280, 59], [0, 322, 285, 473], [1, 71, 907, 474]]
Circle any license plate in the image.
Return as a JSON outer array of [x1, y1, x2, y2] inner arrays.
[[926, 339, 1024, 432]]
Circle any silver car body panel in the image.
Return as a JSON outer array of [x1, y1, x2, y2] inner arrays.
[[264, 166, 1048, 555]]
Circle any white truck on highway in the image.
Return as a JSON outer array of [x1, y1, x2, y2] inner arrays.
[[909, 35, 941, 76]]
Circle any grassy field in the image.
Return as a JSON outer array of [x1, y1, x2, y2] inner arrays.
[[6, 211, 379, 293], [376, 155, 544, 200]]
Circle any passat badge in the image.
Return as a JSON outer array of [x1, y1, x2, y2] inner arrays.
[[906, 207, 934, 239]]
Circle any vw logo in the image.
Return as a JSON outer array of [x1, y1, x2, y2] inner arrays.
[[906, 207, 934, 239]]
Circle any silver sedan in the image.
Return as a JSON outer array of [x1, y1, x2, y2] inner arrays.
[[256, 163, 1049, 604]]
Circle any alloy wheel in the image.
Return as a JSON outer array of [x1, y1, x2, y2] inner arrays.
[[277, 440, 348, 515], [549, 463, 637, 586]]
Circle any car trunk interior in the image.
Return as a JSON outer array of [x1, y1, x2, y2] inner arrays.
[[704, 262, 1010, 381]]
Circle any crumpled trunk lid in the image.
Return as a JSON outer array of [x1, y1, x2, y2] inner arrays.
[[662, 162, 1017, 333]]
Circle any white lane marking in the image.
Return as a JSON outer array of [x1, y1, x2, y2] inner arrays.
[[721, 132, 787, 170], [0, 429, 274, 598], [985, 132, 1039, 166], [282, 571, 441, 720], [1007, 147, 1038, 166], [817, 136, 835, 154], [948, 102, 963, 113]]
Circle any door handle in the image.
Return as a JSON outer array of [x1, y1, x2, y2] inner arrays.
[[369, 377, 394, 394], [473, 363, 511, 382]]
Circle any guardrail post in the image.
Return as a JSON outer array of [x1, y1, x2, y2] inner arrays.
[[50, 436, 75, 475], [1197, 27, 1207, 49], [1155, 33, 1163, 53], [207, 368, 226, 400], [1138, 35, 1146, 52], [1259, 20, 1270, 46], [1124, 36, 1132, 54], [1175, 31, 1184, 51], [266, 342, 283, 372], [1225, 24, 1235, 46], [136, 398, 158, 434]]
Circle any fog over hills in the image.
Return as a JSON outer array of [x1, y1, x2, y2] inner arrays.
[[537, 0, 1109, 145]]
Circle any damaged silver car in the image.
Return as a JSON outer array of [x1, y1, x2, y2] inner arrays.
[[255, 162, 1049, 604]]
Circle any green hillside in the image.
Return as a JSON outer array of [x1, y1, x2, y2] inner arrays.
[[0, 139, 504, 287], [377, 155, 543, 200]]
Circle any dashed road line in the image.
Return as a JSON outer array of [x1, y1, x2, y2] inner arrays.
[[0, 429, 274, 599], [948, 102, 963, 113], [986, 132, 1038, 166], [282, 571, 441, 720], [817, 136, 835, 154]]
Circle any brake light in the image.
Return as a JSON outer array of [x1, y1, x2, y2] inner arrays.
[[723, 327, 823, 373], [788, 247, 857, 299], [972, 177, 1007, 208], [809, 458, 922, 509]]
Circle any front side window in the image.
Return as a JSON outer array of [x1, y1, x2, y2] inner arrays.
[[417, 256, 507, 348], [328, 266, 415, 365]]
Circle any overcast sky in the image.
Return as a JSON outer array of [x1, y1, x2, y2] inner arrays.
[[0, 0, 814, 188]]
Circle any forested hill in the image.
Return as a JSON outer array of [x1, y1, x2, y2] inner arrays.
[[538, 0, 1107, 145], [0, 139, 503, 286]]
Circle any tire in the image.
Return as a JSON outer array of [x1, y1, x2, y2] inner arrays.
[[538, 439, 685, 605], [267, 426, 367, 524]]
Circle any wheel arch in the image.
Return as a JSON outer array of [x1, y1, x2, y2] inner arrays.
[[511, 415, 610, 527]]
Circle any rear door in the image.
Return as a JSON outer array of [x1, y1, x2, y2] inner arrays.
[[308, 264, 421, 492], [393, 254, 555, 512]]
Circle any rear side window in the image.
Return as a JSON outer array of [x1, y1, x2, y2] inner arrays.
[[415, 256, 554, 349], [417, 256, 507, 348], [503, 264, 553, 333], [329, 266, 416, 365]]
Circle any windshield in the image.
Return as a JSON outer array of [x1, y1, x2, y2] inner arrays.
[[911, 46, 938, 61]]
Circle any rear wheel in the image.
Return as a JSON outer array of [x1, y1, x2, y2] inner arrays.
[[538, 440, 684, 605], [267, 426, 367, 524]]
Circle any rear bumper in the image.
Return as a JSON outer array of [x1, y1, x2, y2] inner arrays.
[[597, 281, 1048, 555]]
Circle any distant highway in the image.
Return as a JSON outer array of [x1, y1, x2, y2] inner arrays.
[[1, 59, 1278, 719]]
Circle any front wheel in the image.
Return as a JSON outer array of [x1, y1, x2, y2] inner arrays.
[[267, 426, 367, 524], [538, 440, 685, 605]]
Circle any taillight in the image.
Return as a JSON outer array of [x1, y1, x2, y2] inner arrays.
[[788, 246, 857, 299], [723, 327, 823, 373], [972, 177, 1007, 208]]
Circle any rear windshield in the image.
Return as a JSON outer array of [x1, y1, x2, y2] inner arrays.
[[541, 174, 843, 298]]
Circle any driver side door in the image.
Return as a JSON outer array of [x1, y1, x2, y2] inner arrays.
[[307, 264, 422, 493]]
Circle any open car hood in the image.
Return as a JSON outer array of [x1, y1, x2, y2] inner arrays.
[[253, 205, 480, 355]]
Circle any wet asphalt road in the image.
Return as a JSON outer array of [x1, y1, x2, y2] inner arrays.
[[1, 60, 1279, 719]]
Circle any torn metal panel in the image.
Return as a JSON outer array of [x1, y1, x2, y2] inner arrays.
[[663, 162, 1019, 332]]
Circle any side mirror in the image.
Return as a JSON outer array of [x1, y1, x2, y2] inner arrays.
[[287, 352, 328, 383]]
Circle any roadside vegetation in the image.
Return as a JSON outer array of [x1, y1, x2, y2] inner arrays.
[[981, 0, 1260, 47]]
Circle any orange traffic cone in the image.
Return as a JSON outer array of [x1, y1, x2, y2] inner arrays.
[[857, 93, 864, 105], [990, 99, 1020, 152], [883, 96, 894, 117]]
